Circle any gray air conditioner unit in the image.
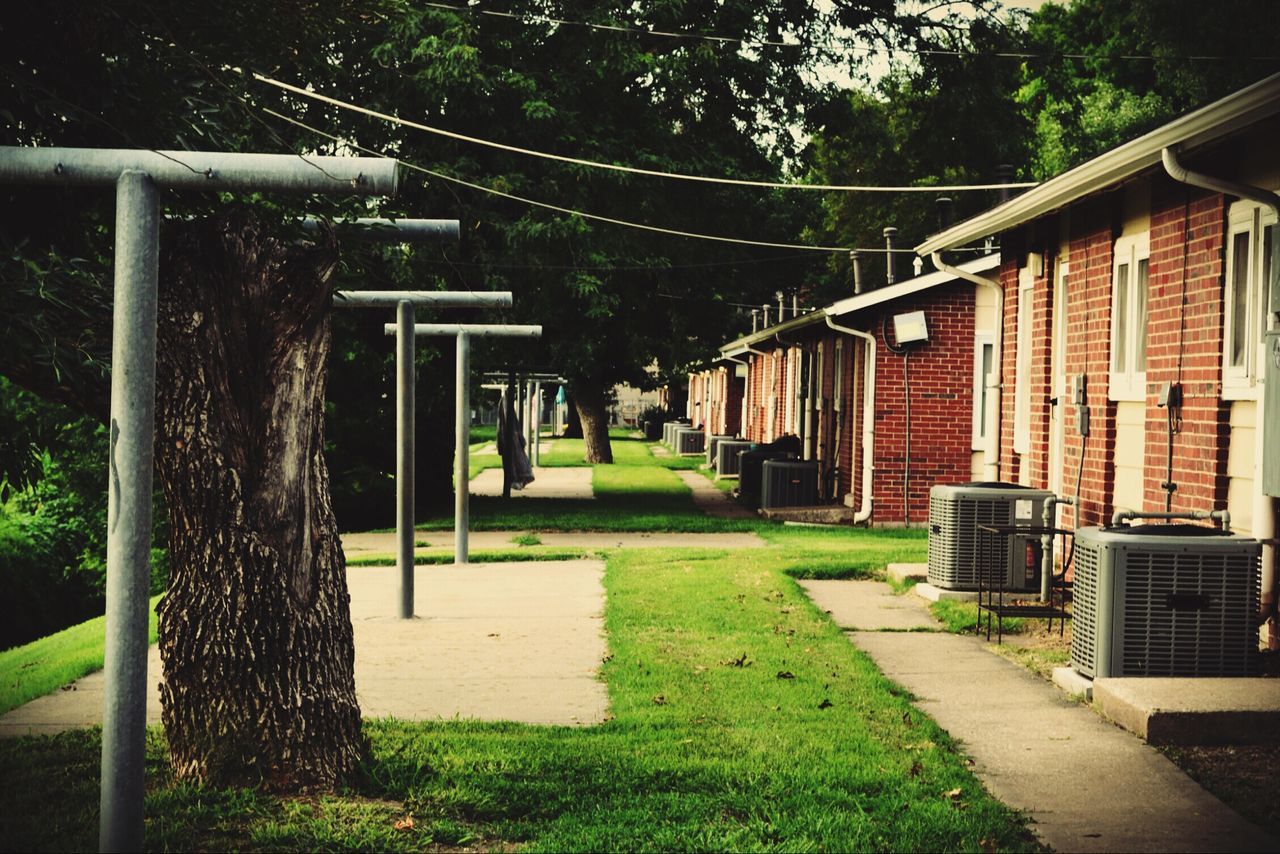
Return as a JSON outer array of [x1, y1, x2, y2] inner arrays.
[[927, 482, 1054, 591], [716, 440, 755, 477], [662, 420, 688, 448], [674, 427, 706, 456], [1070, 523, 1260, 679], [761, 460, 819, 509], [706, 434, 736, 467]]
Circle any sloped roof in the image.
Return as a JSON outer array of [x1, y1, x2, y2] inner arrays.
[[916, 72, 1280, 256]]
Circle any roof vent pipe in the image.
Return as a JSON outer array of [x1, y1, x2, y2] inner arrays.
[[936, 196, 954, 230], [996, 164, 1015, 203], [913, 256, 924, 277], [851, 250, 864, 295], [792, 294, 799, 318], [883, 226, 898, 285], [751, 309, 760, 333], [776, 290, 786, 320], [762, 303, 771, 326]]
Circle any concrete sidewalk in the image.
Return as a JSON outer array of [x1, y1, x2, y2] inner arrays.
[[341, 530, 766, 553], [0, 560, 608, 737], [798, 578, 1276, 853], [676, 470, 756, 519], [471, 465, 594, 499]]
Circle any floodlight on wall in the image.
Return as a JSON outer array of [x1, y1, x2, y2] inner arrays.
[[893, 310, 929, 344]]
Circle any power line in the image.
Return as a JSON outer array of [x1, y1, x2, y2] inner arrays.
[[417, 2, 1280, 62], [263, 107, 918, 254], [252, 72, 1037, 193], [415, 253, 830, 272]]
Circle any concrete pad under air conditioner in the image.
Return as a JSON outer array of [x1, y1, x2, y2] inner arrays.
[[886, 563, 927, 584], [1093, 677, 1280, 746], [758, 505, 852, 524], [912, 582, 980, 603], [1051, 666, 1094, 701]]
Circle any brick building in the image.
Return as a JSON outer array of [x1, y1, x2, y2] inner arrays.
[[704, 254, 1000, 524], [917, 73, 1280, 642]]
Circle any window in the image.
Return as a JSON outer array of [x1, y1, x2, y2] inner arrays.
[[1223, 201, 1276, 398], [1013, 267, 1034, 453], [972, 333, 994, 450], [1109, 235, 1150, 401]]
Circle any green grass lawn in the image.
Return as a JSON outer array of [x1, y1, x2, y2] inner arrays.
[[0, 596, 162, 716], [0, 532, 1033, 852]]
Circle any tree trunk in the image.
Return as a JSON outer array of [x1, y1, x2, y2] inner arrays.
[[562, 391, 583, 439], [153, 217, 362, 790], [573, 382, 613, 464]]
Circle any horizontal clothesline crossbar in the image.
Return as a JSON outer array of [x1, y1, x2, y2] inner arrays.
[[302, 217, 459, 241], [0, 146, 398, 194], [334, 291, 513, 308], [383, 323, 542, 337]]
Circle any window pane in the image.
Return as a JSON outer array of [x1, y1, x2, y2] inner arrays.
[[1114, 263, 1129, 373], [1135, 258, 1149, 372], [1230, 231, 1250, 367]]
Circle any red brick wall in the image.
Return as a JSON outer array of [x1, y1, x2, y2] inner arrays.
[[998, 185, 1231, 531], [868, 283, 979, 523], [1143, 186, 1230, 514]]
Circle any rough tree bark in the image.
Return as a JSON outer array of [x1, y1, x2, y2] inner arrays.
[[153, 217, 362, 790], [572, 381, 613, 464], [562, 390, 583, 439]]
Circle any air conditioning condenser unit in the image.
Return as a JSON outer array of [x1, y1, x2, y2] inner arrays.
[[761, 460, 819, 509], [927, 482, 1054, 591]]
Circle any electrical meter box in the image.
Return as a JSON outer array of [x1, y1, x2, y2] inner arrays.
[[1265, 330, 1280, 497]]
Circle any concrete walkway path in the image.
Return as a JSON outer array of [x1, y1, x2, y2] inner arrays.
[[471, 465, 594, 499], [797, 579, 1276, 853], [1, 560, 608, 737], [676, 470, 756, 519], [342, 530, 765, 553]]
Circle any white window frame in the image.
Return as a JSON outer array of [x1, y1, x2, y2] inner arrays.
[[972, 331, 994, 451], [1109, 234, 1151, 402], [1222, 201, 1277, 400], [1013, 267, 1034, 454]]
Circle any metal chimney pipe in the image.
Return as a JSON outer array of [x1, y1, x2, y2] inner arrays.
[[851, 250, 864, 295], [913, 256, 923, 277], [762, 303, 771, 326], [883, 226, 898, 286], [751, 309, 760, 332], [936, 196, 954, 230], [997, 165, 1014, 203], [792, 294, 799, 317], [776, 290, 785, 320]]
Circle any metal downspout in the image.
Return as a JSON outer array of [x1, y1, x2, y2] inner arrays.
[[1162, 145, 1280, 639], [825, 315, 876, 524], [932, 252, 1004, 482]]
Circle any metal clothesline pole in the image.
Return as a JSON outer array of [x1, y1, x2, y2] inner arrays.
[[335, 286, 512, 617], [384, 323, 542, 564], [0, 144, 399, 854]]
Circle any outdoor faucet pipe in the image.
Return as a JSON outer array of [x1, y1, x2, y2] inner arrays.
[[825, 315, 876, 525], [1040, 496, 1074, 604], [1162, 144, 1279, 638], [932, 251, 1003, 482], [1110, 508, 1231, 533]]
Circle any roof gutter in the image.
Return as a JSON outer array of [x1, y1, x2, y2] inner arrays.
[[931, 251, 1003, 482], [824, 315, 876, 524], [1162, 145, 1279, 644]]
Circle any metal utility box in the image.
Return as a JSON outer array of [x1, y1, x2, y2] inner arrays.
[[739, 449, 793, 500], [1264, 330, 1280, 497], [761, 460, 819, 509], [716, 440, 755, 477], [706, 434, 736, 467], [662, 420, 689, 447], [927, 482, 1054, 591], [1070, 524, 1260, 679], [674, 427, 705, 455]]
